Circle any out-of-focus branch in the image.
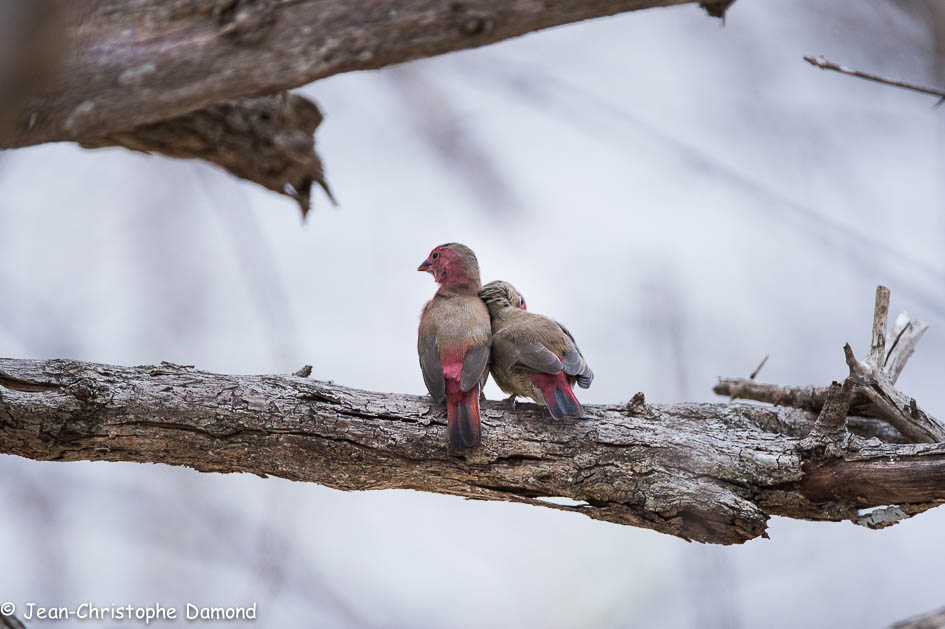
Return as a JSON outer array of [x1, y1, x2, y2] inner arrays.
[[891, 605, 945, 629], [804, 55, 945, 102], [388, 66, 518, 212], [3, 0, 705, 148], [0, 0, 721, 213], [80, 93, 334, 216], [0, 613, 27, 629], [0, 0, 70, 135]]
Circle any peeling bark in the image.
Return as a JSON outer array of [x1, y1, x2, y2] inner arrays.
[[79, 93, 335, 216], [2, 357, 944, 545]]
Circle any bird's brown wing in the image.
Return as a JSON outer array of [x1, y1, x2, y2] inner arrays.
[[518, 344, 564, 374], [419, 333, 445, 404], [515, 337, 565, 374], [460, 343, 491, 392], [555, 320, 593, 388], [492, 314, 563, 376]]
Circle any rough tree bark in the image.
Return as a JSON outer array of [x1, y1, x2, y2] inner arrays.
[[0, 0, 719, 213], [1, 287, 943, 546]]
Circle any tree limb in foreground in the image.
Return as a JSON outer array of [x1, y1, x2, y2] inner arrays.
[[1, 0, 724, 212], [2, 0, 707, 149], [891, 605, 945, 629], [1, 289, 944, 545]]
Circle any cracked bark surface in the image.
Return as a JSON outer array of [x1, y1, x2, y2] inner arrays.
[[2, 357, 944, 546]]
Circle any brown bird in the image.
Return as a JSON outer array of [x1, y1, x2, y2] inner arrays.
[[479, 281, 593, 419], [418, 243, 492, 450]]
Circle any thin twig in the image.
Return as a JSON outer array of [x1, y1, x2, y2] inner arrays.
[[804, 56, 945, 102], [749, 354, 769, 380]]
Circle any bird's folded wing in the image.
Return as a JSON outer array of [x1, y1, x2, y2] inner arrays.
[[460, 343, 491, 392], [517, 342, 564, 374], [419, 335, 445, 403], [555, 320, 594, 387]]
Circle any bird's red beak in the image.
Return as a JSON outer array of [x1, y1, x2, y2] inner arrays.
[[417, 258, 432, 272]]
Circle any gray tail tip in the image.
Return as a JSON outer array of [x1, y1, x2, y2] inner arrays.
[[547, 388, 583, 420]]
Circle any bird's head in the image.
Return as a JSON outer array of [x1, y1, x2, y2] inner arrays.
[[418, 243, 482, 291], [479, 280, 527, 314]]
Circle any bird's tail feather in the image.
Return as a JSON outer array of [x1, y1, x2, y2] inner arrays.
[[447, 386, 481, 450], [532, 372, 583, 419]]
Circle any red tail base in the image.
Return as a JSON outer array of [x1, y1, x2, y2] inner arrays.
[[532, 372, 583, 419]]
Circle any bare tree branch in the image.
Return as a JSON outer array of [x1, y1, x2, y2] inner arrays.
[[804, 55, 945, 101], [2, 286, 939, 546], [884, 313, 928, 385], [748, 354, 768, 380], [841, 343, 944, 443], [867, 285, 890, 368], [2, 355, 945, 546]]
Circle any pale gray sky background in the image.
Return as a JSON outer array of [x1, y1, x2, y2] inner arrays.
[[2, 0, 944, 627]]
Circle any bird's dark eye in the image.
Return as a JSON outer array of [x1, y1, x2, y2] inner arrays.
[[431, 252, 440, 260], [519, 296, 525, 307]]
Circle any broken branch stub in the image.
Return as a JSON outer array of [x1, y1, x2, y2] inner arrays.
[[717, 285, 944, 444]]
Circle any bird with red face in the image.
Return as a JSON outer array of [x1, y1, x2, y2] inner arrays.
[[479, 280, 593, 419], [418, 243, 492, 450]]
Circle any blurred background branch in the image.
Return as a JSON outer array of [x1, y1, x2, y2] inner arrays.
[[0, 614, 26, 629], [891, 605, 945, 629], [804, 55, 945, 101], [0, 0, 707, 146], [0, 0, 712, 214]]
